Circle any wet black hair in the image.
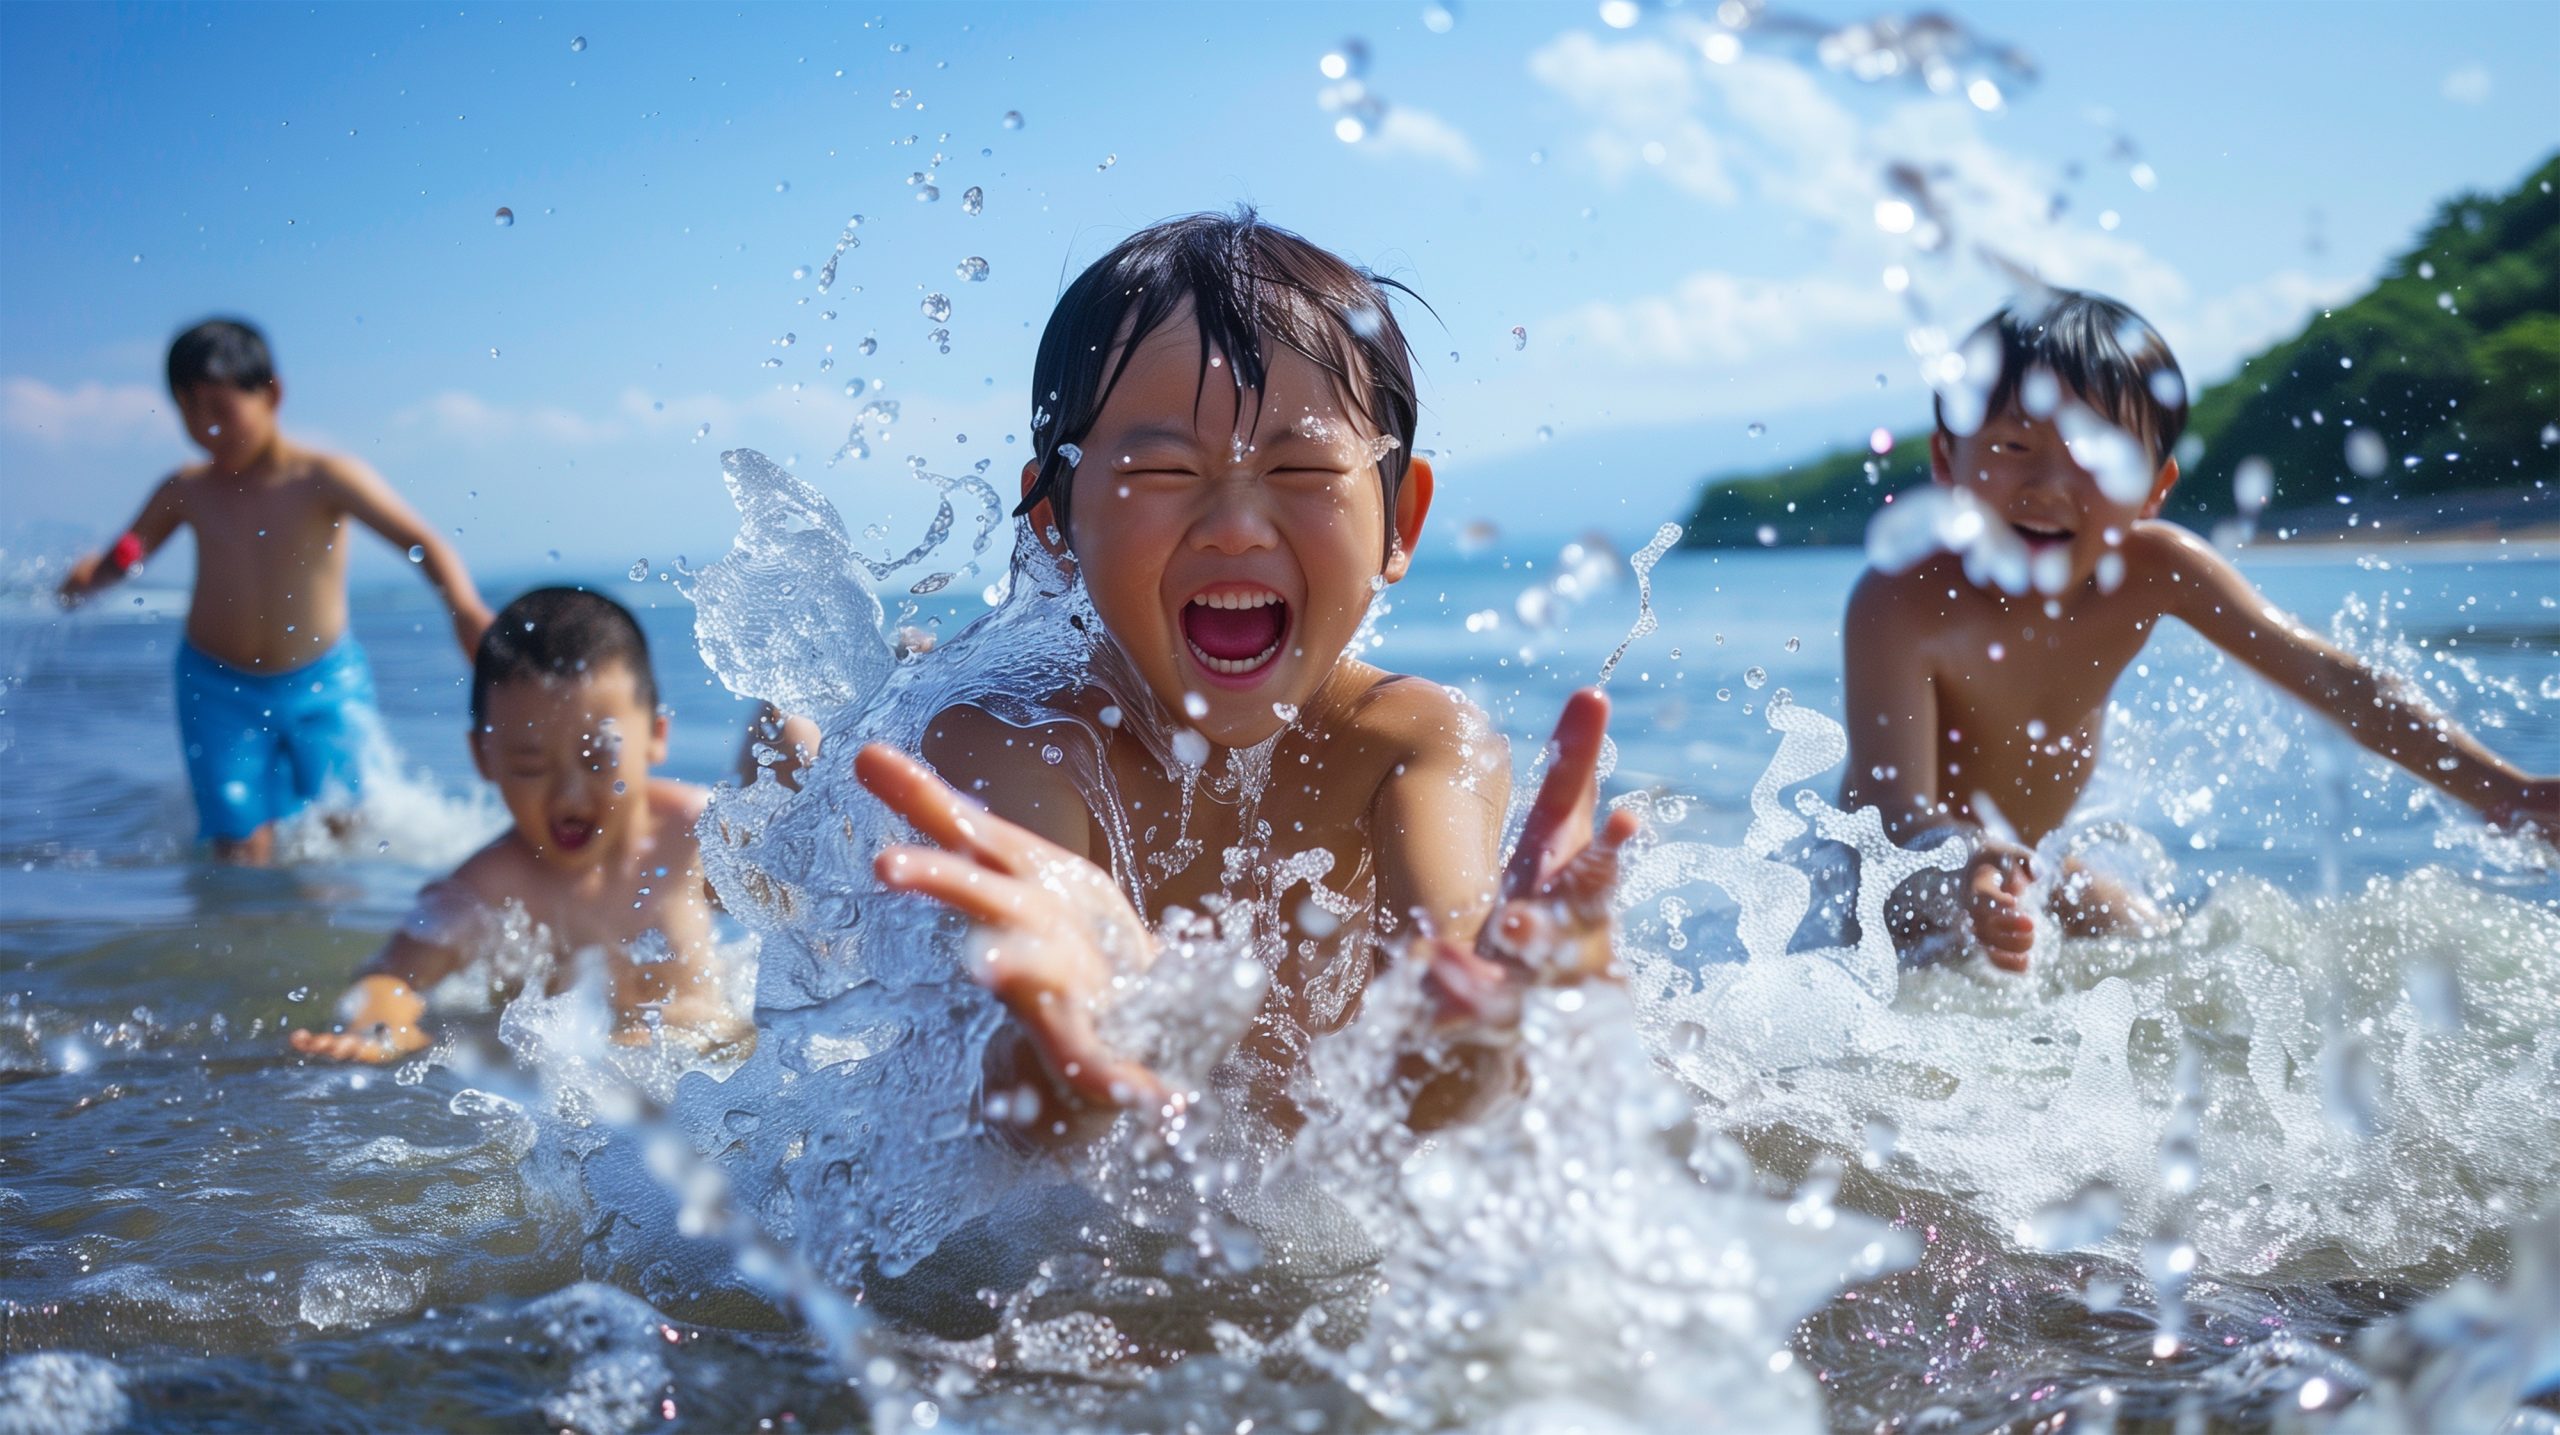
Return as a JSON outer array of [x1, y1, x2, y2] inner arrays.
[[1935, 288, 2189, 469], [1015, 207, 1423, 546], [470, 587, 659, 730], [166, 318, 277, 397]]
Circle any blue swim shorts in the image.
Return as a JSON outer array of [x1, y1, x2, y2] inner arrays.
[[175, 635, 382, 841]]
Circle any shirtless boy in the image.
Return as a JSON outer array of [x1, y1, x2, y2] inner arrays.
[[852, 210, 1635, 1138], [56, 318, 493, 862], [291, 588, 737, 1062], [1842, 289, 2559, 967]]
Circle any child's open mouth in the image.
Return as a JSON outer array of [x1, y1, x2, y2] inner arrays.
[[2011, 519, 2075, 549], [1181, 588, 1290, 684], [550, 816, 598, 852]]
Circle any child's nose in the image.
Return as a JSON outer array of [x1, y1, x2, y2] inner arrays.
[[1192, 478, 1279, 554]]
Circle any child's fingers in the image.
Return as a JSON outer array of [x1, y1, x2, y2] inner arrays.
[[1507, 689, 1612, 890], [1017, 1001, 1166, 1109], [855, 744, 1043, 873], [875, 845, 1035, 925]]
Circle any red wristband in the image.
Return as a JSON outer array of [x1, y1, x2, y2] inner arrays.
[[108, 532, 144, 572]]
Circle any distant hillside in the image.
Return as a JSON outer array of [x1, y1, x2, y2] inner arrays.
[[1681, 152, 2560, 548]]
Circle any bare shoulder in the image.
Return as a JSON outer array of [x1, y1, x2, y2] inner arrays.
[[1845, 557, 1960, 649], [2122, 520, 2247, 615], [919, 699, 1094, 851], [1335, 669, 1506, 777], [442, 829, 539, 905], [307, 446, 388, 495], [652, 777, 711, 824]]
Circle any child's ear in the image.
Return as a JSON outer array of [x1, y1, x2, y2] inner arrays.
[[649, 710, 670, 767], [1928, 428, 1957, 489], [263, 378, 284, 413], [1020, 460, 1069, 556], [1382, 455, 1434, 584], [2140, 457, 2180, 520], [468, 725, 494, 783]]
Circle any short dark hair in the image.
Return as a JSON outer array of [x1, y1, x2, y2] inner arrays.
[[1935, 289, 2189, 468], [166, 318, 276, 396], [470, 588, 659, 729], [1015, 207, 1423, 545]]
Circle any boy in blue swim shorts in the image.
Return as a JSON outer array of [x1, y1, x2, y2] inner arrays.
[[57, 318, 493, 862]]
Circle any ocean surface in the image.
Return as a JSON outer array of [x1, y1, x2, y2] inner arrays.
[[2, 533, 2555, 1432]]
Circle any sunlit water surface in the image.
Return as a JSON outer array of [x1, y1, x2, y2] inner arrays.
[[2, 536, 2555, 1433]]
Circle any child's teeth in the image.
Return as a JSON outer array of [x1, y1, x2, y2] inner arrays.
[[1188, 637, 1282, 674]]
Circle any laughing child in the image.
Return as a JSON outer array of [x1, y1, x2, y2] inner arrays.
[[850, 210, 1636, 1139], [291, 588, 739, 1062], [1839, 289, 2559, 967], [56, 318, 493, 863]]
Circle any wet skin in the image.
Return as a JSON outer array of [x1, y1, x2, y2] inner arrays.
[[291, 666, 734, 1062], [866, 314, 1636, 1138], [1842, 401, 2559, 967], [54, 378, 492, 863]]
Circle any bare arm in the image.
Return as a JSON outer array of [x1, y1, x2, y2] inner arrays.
[[322, 458, 492, 658], [2156, 525, 2544, 821], [57, 475, 185, 605], [287, 929, 469, 1064], [1838, 568, 2033, 965], [1838, 567, 1946, 840]]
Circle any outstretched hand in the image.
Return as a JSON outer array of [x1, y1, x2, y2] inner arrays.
[[1428, 689, 1639, 1028], [854, 744, 1170, 1114], [289, 974, 430, 1064]]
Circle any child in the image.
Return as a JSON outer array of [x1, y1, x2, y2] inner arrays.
[[851, 210, 1636, 1138], [55, 317, 494, 863], [291, 588, 737, 1062], [1839, 289, 2558, 968]]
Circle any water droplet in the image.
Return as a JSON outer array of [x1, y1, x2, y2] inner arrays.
[[774, 180, 791, 193], [1423, 2, 1458, 33], [1182, 692, 1209, 719], [1743, 666, 1768, 689], [130, 253, 143, 264], [628, 559, 650, 582], [790, 265, 810, 281], [287, 986, 312, 1003], [488, 348, 501, 359], [914, 183, 939, 203], [1535, 425, 1554, 442], [1783, 635, 1801, 652], [492, 206, 514, 227], [693, 423, 711, 441], [2015, 1181, 2125, 1253], [2233, 456, 2274, 514], [889, 88, 913, 108], [1095, 153, 1117, 172], [1001, 109, 1024, 130], [1746, 421, 1766, 438], [2344, 429, 2387, 479], [569, 35, 586, 52], [961, 185, 984, 215], [920, 293, 952, 322], [955, 256, 989, 282], [406, 545, 426, 563], [1510, 325, 1528, 351], [857, 336, 878, 356]]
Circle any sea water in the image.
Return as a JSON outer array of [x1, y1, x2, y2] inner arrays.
[[1, 513, 2555, 1431]]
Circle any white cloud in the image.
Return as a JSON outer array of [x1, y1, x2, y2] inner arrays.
[[2441, 64, 2492, 104], [0, 378, 169, 446], [1551, 272, 1895, 366], [1363, 105, 1482, 173], [2172, 269, 2363, 382], [1528, 32, 1737, 201]]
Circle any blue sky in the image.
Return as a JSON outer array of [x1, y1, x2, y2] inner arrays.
[[4, 1, 2552, 581]]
